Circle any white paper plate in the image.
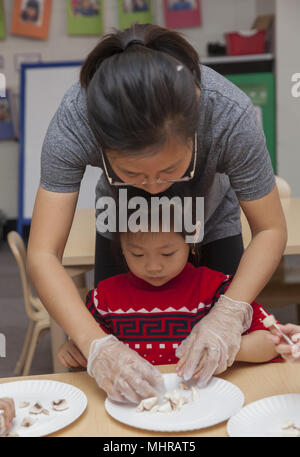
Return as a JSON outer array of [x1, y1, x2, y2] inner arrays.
[[227, 394, 300, 437], [0, 380, 87, 437], [105, 373, 244, 432]]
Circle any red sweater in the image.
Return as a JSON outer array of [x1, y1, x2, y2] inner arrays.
[[85, 262, 276, 365]]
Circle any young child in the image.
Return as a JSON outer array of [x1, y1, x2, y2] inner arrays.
[[58, 220, 280, 371]]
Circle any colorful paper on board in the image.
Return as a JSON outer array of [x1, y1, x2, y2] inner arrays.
[[0, 89, 18, 141], [67, 0, 103, 35], [0, 0, 6, 39], [11, 0, 52, 40], [119, 0, 153, 30], [164, 0, 202, 29]]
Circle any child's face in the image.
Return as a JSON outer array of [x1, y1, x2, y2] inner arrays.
[[121, 230, 190, 286]]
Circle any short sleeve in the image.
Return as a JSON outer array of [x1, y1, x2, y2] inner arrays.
[[219, 104, 276, 201], [40, 83, 100, 193]]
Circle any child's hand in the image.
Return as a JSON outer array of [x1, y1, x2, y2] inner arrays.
[[269, 323, 300, 362], [57, 339, 87, 369], [0, 397, 15, 435]]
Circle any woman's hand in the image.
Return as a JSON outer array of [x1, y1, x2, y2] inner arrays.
[[57, 339, 87, 369], [87, 335, 165, 404], [0, 398, 15, 436], [176, 294, 253, 385], [269, 323, 300, 362]]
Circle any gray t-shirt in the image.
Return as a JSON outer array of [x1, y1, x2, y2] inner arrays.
[[40, 65, 275, 245]]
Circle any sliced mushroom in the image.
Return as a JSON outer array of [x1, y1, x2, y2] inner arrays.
[[19, 401, 30, 409], [52, 399, 69, 411], [29, 401, 43, 415], [21, 416, 37, 428], [164, 390, 188, 411], [136, 397, 158, 412], [150, 404, 160, 413], [41, 409, 50, 415], [191, 386, 201, 402], [281, 420, 294, 430], [157, 401, 173, 413]]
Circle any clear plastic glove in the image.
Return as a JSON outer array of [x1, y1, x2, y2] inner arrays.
[[0, 398, 15, 436], [176, 294, 253, 386], [87, 335, 165, 404], [269, 324, 300, 362]]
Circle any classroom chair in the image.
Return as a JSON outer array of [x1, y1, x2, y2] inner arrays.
[[7, 231, 51, 376]]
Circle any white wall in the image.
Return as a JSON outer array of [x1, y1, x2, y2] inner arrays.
[[275, 0, 300, 196], [0, 0, 260, 219]]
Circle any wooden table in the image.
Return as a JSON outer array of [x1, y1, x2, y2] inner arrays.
[[1, 362, 300, 437]]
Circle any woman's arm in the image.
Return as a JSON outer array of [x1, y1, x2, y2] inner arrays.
[[235, 330, 279, 363], [27, 186, 107, 359], [224, 185, 287, 304]]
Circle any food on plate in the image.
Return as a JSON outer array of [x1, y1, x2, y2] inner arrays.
[[19, 401, 30, 408], [41, 409, 50, 415], [191, 386, 200, 402], [21, 416, 37, 428], [262, 314, 276, 328], [29, 401, 44, 415], [51, 399, 69, 411], [136, 385, 200, 414], [281, 421, 300, 436], [136, 397, 158, 412]]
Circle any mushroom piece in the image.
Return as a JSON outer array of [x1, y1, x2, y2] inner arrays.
[[21, 416, 37, 428], [191, 386, 201, 402], [19, 401, 30, 409], [281, 421, 300, 436], [29, 401, 43, 415], [164, 390, 188, 411], [179, 382, 189, 390], [52, 399, 69, 411], [157, 402, 173, 413], [41, 409, 50, 415], [136, 397, 158, 412]]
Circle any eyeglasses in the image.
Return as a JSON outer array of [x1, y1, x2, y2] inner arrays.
[[101, 131, 198, 187]]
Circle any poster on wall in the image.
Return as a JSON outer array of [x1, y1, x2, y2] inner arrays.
[[164, 0, 202, 29], [119, 0, 153, 30], [0, 0, 6, 39], [67, 0, 103, 35], [11, 0, 52, 40], [0, 90, 18, 141]]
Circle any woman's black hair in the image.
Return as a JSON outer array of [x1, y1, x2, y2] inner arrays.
[[80, 23, 201, 153]]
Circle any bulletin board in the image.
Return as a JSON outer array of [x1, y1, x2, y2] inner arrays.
[[18, 61, 101, 234]]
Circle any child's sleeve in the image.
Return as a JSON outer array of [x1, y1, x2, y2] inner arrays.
[[245, 301, 280, 334], [85, 284, 112, 335], [245, 301, 283, 362]]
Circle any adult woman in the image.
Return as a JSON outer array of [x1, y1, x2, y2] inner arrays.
[[27, 24, 287, 401]]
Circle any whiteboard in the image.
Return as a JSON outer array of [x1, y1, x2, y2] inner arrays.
[[18, 62, 101, 232]]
